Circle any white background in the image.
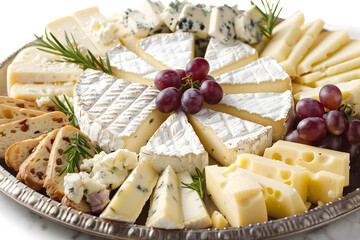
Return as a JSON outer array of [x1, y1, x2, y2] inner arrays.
[[0, 0, 360, 239]]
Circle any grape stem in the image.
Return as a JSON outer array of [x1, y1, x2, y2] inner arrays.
[[337, 102, 355, 119], [179, 74, 201, 91]]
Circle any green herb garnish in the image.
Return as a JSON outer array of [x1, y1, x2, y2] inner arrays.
[[94, 145, 104, 154], [59, 133, 93, 176], [52, 94, 79, 129], [251, 0, 282, 39], [181, 167, 205, 199], [32, 31, 113, 75]]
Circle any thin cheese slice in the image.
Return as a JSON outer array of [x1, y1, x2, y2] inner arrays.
[[12, 46, 60, 63], [314, 67, 360, 87], [292, 82, 313, 95], [211, 211, 228, 228], [204, 37, 257, 77], [260, 11, 305, 62], [280, 19, 324, 77], [137, 32, 194, 70], [120, 34, 145, 53], [297, 30, 350, 75]]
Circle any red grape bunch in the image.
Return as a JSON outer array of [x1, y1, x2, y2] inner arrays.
[[154, 58, 223, 114]]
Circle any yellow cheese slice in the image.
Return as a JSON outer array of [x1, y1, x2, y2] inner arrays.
[[120, 34, 145, 53], [292, 82, 313, 95], [260, 11, 305, 62], [250, 37, 269, 55], [210, 211, 228, 228], [314, 67, 360, 87], [205, 165, 267, 227], [308, 171, 344, 204], [297, 30, 350, 75], [280, 19, 324, 77], [264, 140, 350, 186]]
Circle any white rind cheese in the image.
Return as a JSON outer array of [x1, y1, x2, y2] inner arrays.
[[234, 6, 263, 44], [188, 108, 272, 166], [208, 5, 237, 43], [139, 110, 208, 176], [176, 171, 211, 229], [137, 32, 194, 70], [146, 165, 184, 229], [161, 0, 188, 32], [204, 37, 257, 77]]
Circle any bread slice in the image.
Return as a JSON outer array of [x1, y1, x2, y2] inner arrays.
[[61, 195, 91, 213], [17, 129, 60, 190], [0, 111, 69, 158], [0, 104, 45, 125], [44, 125, 94, 201], [0, 96, 56, 112], [5, 134, 46, 172]]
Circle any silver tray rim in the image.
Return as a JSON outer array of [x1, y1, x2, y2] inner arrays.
[[1, 44, 360, 240]]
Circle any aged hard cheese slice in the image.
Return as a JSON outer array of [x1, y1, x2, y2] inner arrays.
[[73, 7, 121, 56], [137, 32, 194, 70], [146, 165, 184, 229], [223, 166, 307, 218], [176, 171, 211, 229], [205, 165, 267, 227], [264, 140, 350, 186], [177, 4, 211, 38], [206, 90, 294, 141], [0, 104, 44, 125], [211, 211, 228, 228], [313, 67, 360, 87], [297, 30, 350, 75], [160, 0, 188, 32], [204, 37, 257, 77], [100, 159, 159, 223], [139, 111, 208, 176], [188, 108, 272, 166], [260, 11, 305, 62], [280, 19, 324, 77], [214, 57, 291, 94], [120, 34, 145, 53], [12, 46, 60, 63], [74, 69, 169, 153], [208, 5, 237, 43], [108, 45, 158, 86]]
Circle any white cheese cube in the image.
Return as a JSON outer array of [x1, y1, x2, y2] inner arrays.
[[208, 5, 237, 43], [234, 6, 263, 44], [177, 4, 211, 38]]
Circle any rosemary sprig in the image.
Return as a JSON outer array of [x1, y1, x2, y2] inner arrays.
[[59, 133, 93, 176], [181, 167, 205, 199], [94, 145, 104, 154], [251, 0, 282, 39], [52, 94, 79, 129], [32, 31, 113, 75]]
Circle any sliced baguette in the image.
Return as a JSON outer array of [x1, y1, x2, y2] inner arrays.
[[61, 195, 92, 213], [5, 134, 46, 172], [44, 125, 94, 201], [0, 104, 45, 125], [0, 111, 69, 159], [17, 129, 60, 190], [0, 96, 56, 112]]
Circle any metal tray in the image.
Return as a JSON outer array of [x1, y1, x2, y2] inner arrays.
[[1, 44, 360, 240]]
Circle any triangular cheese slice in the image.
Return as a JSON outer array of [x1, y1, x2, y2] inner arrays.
[[205, 90, 294, 141], [139, 110, 208, 176], [313, 67, 360, 87], [204, 37, 257, 77], [137, 32, 195, 70], [74, 69, 169, 153], [280, 19, 324, 77], [260, 11, 305, 62], [297, 30, 350, 75], [188, 108, 272, 166], [108, 45, 158, 86], [215, 57, 291, 94]]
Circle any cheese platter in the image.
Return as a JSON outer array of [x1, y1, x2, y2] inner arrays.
[[0, 0, 360, 239]]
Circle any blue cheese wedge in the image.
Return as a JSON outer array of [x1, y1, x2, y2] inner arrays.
[[177, 4, 211, 38], [146, 165, 184, 229], [160, 0, 189, 32], [141, 0, 170, 35], [208, 5, 237, 43], [100, 159, 159, 223], [121, 9, 152, 37], [234, 6, 263, 44]]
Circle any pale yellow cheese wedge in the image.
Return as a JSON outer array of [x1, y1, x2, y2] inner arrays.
[[211, 211, 228, 228], [205, 165, 267, 227], [280, 19, 324, 77], [292, 82, 313, 95], [264, 140, 350, 186], [297, 30, 350, 75], [120, 34, 145, 53], [314, 67, 360, 87], [260, 11, 305, 62]]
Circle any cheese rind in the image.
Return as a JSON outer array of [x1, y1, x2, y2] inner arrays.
[[204, 37, 257, 77], [100, 159, 159, 223], [177, 171, 211, 229], [264, 140, 350, 186], [208, 5, 237, 43], [146, 165, 184, 229]]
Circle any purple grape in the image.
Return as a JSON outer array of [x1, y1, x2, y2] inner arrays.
[[175, 69, 186, 79], [200, 80, 223, 105], [156, 87, 181, 113], [313, 133, 342, 151], [181, 88, 204, 114], [319, 84, 342, 110], [325, 110, 347, 135], [200, 75, 215, 84], [345, 119, 360, 144], [185, 58, 210, 81], [297, 117, 327, 142], [284, 130, 311, 145], [154, 70, 181, 91], [296, 98, 324, 119]]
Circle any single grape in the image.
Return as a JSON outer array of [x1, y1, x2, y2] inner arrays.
[[155, 87, 181, 113], [185, 57, 210, 81], [181, 88, 204, 114], [154, 70, 181, 91], [313, 133, 342, 151], [325, 110, 347, 135], [200, 75, 215, 84], [296, 98, 324, 119], [345, 119, 360, 144], [291, 115, 302, 130], [284, 130, 311, 145], [319, 84, 342, 110], [297, 117, 327, 142], [174, 69, 186, 79], [200, 80, 223, 105]]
